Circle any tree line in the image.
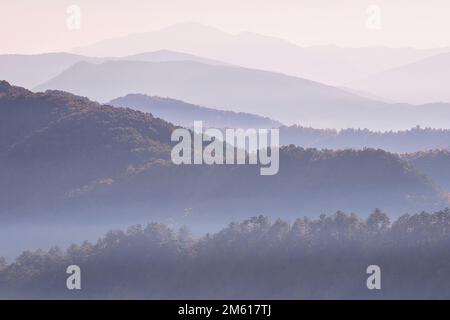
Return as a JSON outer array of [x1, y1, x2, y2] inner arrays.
[[2, 209, 450, 299]]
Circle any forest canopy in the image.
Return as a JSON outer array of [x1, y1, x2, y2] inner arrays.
[[1, 208, 450, 299]]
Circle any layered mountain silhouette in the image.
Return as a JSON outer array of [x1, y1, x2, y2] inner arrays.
[[349, 52, 450, 104], [0, 53, 103, 89], [279, 125, 450, 153], [0, 50, 228, 91], [0, 81, 444, 224], [121, 50, 229, 66], [72, 22, 449, 85], [35, 59, 450, 130], [110, 94, 450, 152], [109, 94, 281, 129]]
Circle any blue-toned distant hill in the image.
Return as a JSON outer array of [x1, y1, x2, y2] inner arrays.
[[110, 95, 450, 153], [279, 125, 450, 153], [0, 52, 104, 89], [72, 22, 449, 86], [109, 93, 281, 129], [121, 49, 229, 66], [35, 59, 450, 130], [0, 49, 228, 90]]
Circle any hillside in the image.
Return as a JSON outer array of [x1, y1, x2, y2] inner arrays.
[[109, 94, 281, 129], [0, 81, 175, 216], [403, 150, 450, 191], [0, 83, 442, 219], [0, 81, 447, 259], [0, 82, 443, 223]]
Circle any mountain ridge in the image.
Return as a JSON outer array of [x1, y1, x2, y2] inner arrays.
[[0, 49, 230, 90], [71, 22, 450, 85], [34, 60, 450, 130], [0, 82, 444, 223], [109, 93, 282, 129]]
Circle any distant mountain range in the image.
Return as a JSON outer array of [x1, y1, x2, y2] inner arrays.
[[0, 81, 443, 224], [34, 59, 450, 130], [71, 22, 450, 86], [0, 50, 228, 90], [109, 94, 450, 153], [4, 23, 450, 109], [279, 125, 450, 153], [0, 53, 103, 89], [349, 52, 450, 104], [110, 94, 281, 129]]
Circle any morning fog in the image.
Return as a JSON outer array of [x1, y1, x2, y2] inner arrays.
[[171, 121, 279, 175]]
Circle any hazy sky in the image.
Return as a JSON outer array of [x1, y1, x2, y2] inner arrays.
[[1, 0, 450, 54]]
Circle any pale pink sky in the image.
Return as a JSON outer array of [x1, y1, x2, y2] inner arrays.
[[1, 0, 450, 54]]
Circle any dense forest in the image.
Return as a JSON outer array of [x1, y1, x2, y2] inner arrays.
[[0, 81, 443, 224], [403, 149, 450, 191], [2, 209, 450, 299], [280, 125, 450, 153]]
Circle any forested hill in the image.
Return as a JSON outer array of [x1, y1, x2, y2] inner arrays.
[[109, 93, 281, 129], [2, 209, 450, 299], [0, 80, 175, 157], [0, 81, 445, 223], [403, 150, 450, 191]]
